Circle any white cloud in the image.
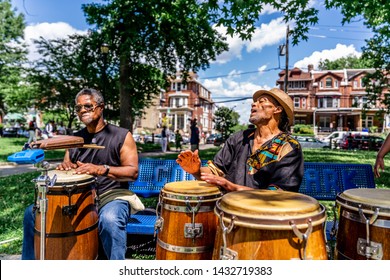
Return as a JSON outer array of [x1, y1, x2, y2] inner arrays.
[[203, 77, 272, 124], [294, 43, 362, 70], [246, 18, 286, 52], [24, 22, 87, 61], [213, 17, 286, 65]]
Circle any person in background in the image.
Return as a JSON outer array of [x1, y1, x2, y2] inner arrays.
[[190, 118, 200, 152], [56, 120, 67, 135], [22, 88, 140, 260], [27, 117, 38, 144], [177, 88, 303, 193], [175, 130, 183, 152], [374, 133, 390, 177], [161, 125, 168, 152], [42, 120, 55, 139]]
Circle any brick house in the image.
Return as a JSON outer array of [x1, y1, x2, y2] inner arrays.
[[276, 65, 388, 134], [134, 72, 215, 137]]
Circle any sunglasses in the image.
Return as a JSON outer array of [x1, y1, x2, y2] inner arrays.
[[74, 104, 100, 113]]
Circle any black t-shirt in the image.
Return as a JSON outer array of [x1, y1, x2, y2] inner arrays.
[[212, 128, 304, 192], [69, 124, 129, 195]]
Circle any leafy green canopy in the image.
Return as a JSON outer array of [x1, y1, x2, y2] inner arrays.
[[0, 0, 29, 114]]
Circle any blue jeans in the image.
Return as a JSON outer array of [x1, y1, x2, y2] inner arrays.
[[22, 200, 130, 260]]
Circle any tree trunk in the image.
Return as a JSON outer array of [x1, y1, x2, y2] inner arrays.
[[119, 55, 133, 132]]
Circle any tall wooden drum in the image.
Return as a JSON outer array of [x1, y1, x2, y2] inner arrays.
[[155, 181, 222, 260], [212, 189, 328, 260], [34, 170, 98, 260], [335, 188, 390, 260]]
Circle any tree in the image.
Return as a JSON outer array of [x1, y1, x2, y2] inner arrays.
[[318, 55, 372, 70], [82, 0, 228, 131], [213, 106, 239, 141], [324, 0, 390, 113], [27, 34, 117, 129], [82, 0, 319, 132], [0, 0, 29, 116]]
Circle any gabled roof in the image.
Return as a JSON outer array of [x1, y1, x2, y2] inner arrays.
[[312, 71, 343, 81], [347, 69, 375, 80]]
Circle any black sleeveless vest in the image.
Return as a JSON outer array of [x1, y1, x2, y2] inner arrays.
[[69, 123, 129, 195]]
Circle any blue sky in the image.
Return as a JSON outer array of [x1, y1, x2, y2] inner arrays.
[[11, 0, 373, 124]]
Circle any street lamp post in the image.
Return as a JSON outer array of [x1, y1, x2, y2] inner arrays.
[[100, 43, 109, 96], [313, 107, 317, 137]]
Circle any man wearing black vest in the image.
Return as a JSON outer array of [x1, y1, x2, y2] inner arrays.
[[22, 88, 139, 260]]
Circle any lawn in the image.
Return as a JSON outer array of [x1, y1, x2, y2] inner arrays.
[[1, 136, 389, 256]]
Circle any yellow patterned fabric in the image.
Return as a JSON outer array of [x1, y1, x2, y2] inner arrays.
[[247, 132, 300, 174]]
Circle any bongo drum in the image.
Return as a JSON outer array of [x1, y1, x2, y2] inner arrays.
[[213, 189, 327, 260], [34, 170, 98, 260], [155, 181, 222, 260], [335, 188, 390, 260]]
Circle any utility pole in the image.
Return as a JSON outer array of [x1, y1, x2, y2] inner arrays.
[[284, 25, 289, 93]]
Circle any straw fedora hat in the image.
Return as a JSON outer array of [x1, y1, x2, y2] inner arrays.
[[252, 88, 294, 125]]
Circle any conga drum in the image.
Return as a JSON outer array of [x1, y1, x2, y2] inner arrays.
[[34, 170, 98, 260], [213, 189, 328, 260], [155, 181, 222, 260], [335, 188, 390, 260]]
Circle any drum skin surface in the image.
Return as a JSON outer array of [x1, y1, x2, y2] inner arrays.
[[335, 188, 390, 260], [34, 170, 98, 260], [212, 189, 328, 260], [156, 181, 222, 260]]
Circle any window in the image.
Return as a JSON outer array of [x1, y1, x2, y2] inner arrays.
[[362, 116, 374, 128], [334, 80, 339, 88], [319, 116, 331, 128], [288, 81, 306, 89], [318, 97, 339, 108], [294, 97, 300, 108], [353, 80, 358, 88], [325, 77, 332, 88], [302, 97, 306, 109]]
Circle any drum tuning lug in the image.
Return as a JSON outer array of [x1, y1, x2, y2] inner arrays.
[[154, 217, 164, 238]]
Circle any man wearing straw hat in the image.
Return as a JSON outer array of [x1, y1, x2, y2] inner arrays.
[[177, 88, 303, 192]]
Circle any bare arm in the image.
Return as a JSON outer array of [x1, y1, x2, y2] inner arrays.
[[56, 132, 139, 181], [374, 134, 390, 178]]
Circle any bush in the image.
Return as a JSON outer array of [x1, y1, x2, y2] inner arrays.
[[293, 124, 314, 135]]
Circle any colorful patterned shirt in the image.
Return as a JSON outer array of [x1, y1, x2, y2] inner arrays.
[[211, 128, 303, 192]]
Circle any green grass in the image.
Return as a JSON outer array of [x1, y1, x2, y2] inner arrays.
[[1, 137, 389, 256], [0, 137, 65, 162]]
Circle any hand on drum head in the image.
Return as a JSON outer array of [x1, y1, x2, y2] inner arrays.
[[56, 160, 78, 171], [176, 150, 201, 175]]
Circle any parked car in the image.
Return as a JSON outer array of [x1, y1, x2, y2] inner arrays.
[[2, 127, 28, 138], [206, 134, 218, 144], [213, 135, 225, 146], [144, 133, 175, 144], [320, 131, 368, 148], [339, 135, 384, 151], [295, 136, 329, 149]]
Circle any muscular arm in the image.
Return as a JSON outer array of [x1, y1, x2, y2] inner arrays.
[[105, 132, 138, 181]]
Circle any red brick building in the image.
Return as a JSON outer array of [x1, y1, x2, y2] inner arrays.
[[276, 65, 388, 134]]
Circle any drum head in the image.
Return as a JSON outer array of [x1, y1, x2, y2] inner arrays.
[[47, 169, 95, 186], [163, 181, 221, 196], [218, 189, 322, 221], [338, 188, 390, 208], [162, 181, 222, 202]]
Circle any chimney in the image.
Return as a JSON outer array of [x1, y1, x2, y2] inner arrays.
[[308, 64, 314, 72]]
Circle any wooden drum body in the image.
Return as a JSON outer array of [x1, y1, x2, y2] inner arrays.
[[155, 181, 222, 260], [335, 188, 390, 260], [213, 190, 327, 260], [34, 170, 98, 260]]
